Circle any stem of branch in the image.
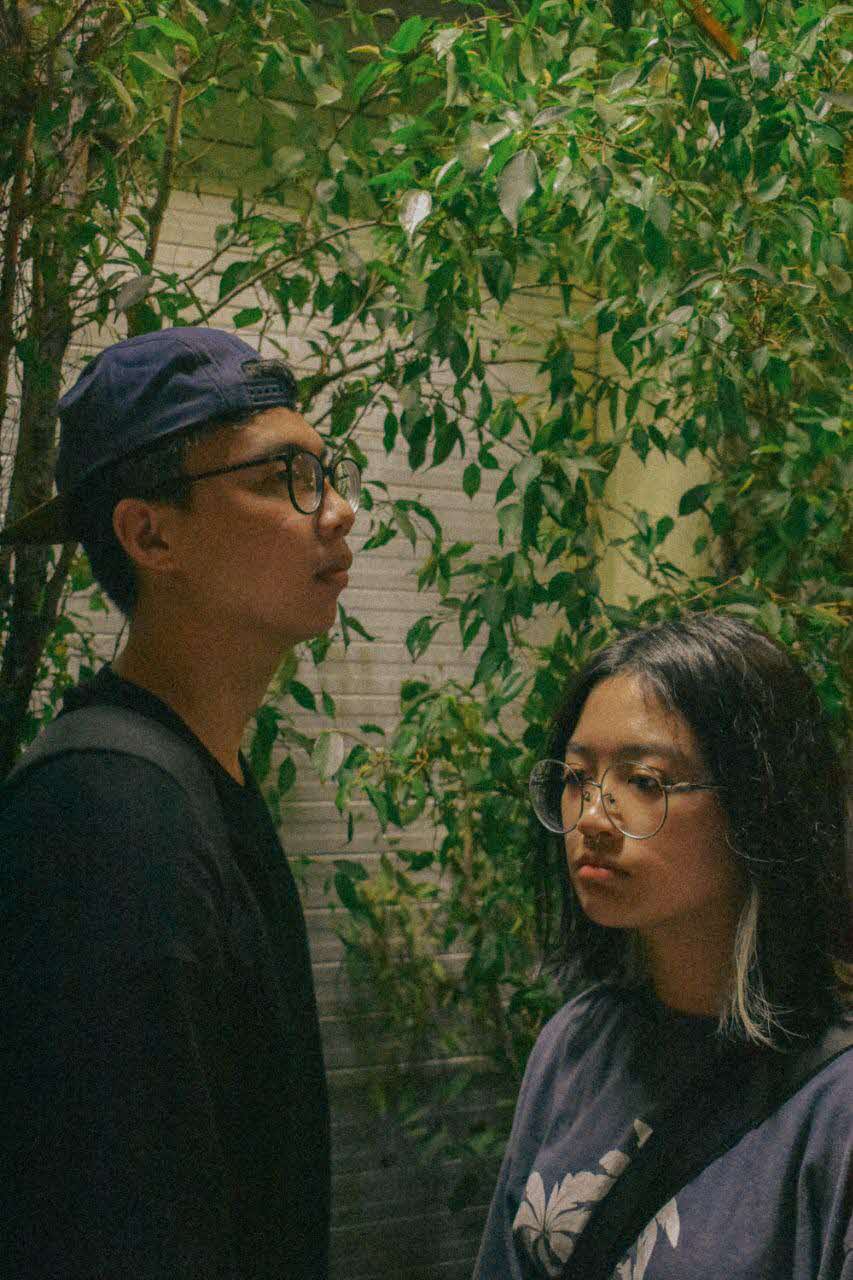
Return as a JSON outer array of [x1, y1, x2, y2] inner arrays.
[[0, 113, 34, 444], [683, 0, 741, 61]]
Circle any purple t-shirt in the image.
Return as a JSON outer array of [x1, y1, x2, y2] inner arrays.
[[474, 985, 851, 1279]]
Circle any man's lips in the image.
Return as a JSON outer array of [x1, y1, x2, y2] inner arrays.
[[315, 549, 353, 582]]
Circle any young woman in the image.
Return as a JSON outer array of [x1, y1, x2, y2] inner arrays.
[[475, 614, 851, 1280]]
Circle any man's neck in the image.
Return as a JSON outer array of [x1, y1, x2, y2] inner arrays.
[[113, 611, 284, 785]]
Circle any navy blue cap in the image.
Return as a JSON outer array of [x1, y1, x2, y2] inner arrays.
[[1, 327, 298, 545]]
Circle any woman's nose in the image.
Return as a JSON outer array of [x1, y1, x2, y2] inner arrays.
[[576, 782, 617, 837]]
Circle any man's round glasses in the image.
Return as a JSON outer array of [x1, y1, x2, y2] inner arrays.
[[529, 759, 719, 840], [181, 445, 362, 516]]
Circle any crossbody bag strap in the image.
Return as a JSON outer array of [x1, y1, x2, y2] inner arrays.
[[6, 705, 227, 849], [562, 1020, 853, 1280]]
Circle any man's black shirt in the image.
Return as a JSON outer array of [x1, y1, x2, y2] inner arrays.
[[1, 667, 330, 1279]]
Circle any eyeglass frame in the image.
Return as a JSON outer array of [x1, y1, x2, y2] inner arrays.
[[176, 444, 362, 515], [529, 758, 721, 841]]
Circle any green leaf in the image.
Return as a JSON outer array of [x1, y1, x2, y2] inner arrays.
[[277, 756, 297, 796], [334, 871, 363, 912], [589, 164, 612, 203], [232, 307, 263, 329], [218, 259, 255, 300], [643, 220, 670, 269], [755, 174, 787, 202], [399, 189, 432, 239], [129, 50, 182, 82], [718, 376, 746, 434], [482, 255, 513, 305], [480, 586, 506, 627], [394, 503, 417, 547], [250, 705, 279, 782], [335, 858, 369, 882], [362, 521, 398, 552], [99, 66, 138, 117], [315, 83, 343, 106], [272, 146, 305, 173], [514, 455, 542, 491], [136, 15, 199, 53], [405, 616, 439, 660], [827, 265, 850, 294], [679, 483, 711, 515], [462, 464, 481, 498], [498, 150, 539, 232], [648, 195, 671, 236], [610, 66, 641, 95], [313, 730, 345, 780], [289, 680, 317, 711], [388, 16, 428, 54]]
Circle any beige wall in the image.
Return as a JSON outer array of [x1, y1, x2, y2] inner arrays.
[[6, 183, 712, 1278]]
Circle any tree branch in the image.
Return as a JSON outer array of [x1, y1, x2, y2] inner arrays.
[[193, 221, 387, 325], [682, 0, 741, 61], [0, 112, 33, 444]]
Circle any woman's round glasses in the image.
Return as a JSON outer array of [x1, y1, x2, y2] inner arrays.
[[529, 759, 718, 840], [181, 445, 362, 516]]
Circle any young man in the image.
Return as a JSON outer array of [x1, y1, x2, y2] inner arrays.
[[0, 328, 359, 1279]]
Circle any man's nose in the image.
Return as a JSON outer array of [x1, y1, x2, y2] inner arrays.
[[319, 483, 356, 536]]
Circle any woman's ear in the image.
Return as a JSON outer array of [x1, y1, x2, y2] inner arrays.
[[112, 497, 179, 574]]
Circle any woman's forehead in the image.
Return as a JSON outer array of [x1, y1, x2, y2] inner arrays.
[[570, 673, 702, 762]]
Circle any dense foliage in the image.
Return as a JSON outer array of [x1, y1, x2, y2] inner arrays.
[[2, 0, 850, 1205]]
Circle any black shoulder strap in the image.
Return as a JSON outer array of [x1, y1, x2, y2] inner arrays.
[[5, 705, 228, 852], [563, 1019, 853, 1280]]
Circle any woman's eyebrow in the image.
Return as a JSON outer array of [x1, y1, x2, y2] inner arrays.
[[616, 743, 695, 769], [565, 740, 695, 770]]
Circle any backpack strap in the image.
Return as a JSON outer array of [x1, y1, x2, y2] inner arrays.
[[5, 705, 228, 851], [562, 1018, 853, 1280]]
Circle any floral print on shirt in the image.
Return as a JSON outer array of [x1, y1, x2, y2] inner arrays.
[[512, 1117, 680, 1278]]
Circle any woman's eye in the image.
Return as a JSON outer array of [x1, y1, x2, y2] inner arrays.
[[629, 772, 663, 794], [565, 771, 591, 791]]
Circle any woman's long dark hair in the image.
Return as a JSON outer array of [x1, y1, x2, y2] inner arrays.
[[535, 613, 850, 1048]]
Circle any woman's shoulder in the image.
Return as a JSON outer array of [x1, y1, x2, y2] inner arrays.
[[526, 982, 632, 1076]]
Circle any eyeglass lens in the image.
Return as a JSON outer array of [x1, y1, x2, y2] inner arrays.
[[331, 458, 360, 511], [529, 760, 667, 839], [288, 451, 361, 515]]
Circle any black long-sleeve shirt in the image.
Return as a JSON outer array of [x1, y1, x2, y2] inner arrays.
[[1, 667, 330, 1279]]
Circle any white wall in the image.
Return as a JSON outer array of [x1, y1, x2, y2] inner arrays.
[[4, 185, 711, 1278]]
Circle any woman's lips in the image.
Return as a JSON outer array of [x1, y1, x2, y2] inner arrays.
[[576, 863, 624, 884], [574, 856, 629, 883]]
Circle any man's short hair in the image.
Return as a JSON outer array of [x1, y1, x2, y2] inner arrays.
[[77, 356, 298, 617]]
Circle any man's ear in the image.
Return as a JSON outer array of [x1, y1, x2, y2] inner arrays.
[[112, 497, 180, 574]]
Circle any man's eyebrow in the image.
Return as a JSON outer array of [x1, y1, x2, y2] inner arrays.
[[241, 441, 325, 467]]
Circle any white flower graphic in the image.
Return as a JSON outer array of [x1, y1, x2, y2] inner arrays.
[[612, 1198, 680, 1280], [513, 1151, 631, 1278]]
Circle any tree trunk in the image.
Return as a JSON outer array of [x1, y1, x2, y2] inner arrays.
[[0, 284, 75, 775], [0, 82, 88, 775]]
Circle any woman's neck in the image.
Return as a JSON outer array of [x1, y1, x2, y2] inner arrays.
[[640, 912, 740, 1016]]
